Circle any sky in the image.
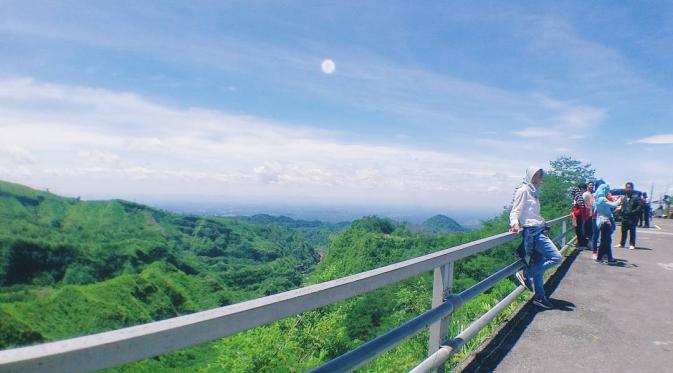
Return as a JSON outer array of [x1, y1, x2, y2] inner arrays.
[[1, 1, 672, 217]]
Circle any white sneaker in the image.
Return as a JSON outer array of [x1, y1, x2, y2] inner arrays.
[[615, 244, 624, 248], [629, 245, 635, 250], [515, 271, 531, 291]]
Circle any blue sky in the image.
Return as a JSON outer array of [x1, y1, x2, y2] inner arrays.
[[1, 1, 672, 213]]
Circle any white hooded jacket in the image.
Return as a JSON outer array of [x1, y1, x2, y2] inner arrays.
[[509, 166, 545, 228]]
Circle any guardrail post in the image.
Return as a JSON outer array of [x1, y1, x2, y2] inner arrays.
[[562, 219, 567, 247], [428, 262, 453, 372]]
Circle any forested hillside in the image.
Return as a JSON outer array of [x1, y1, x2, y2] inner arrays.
[[0, 180, 330, 349], [0, 158, 583, 372], [420, 214, 465, 234], [211, 169, 573, 372]]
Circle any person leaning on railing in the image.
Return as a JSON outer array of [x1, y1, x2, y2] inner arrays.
[[509, 166, 562, 310]]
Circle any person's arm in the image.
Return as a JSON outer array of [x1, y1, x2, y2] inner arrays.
[[606, 196, 623, 209], [510, 188, 524, 232]]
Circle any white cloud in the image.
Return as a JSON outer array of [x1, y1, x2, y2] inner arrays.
[[0, 146, 36, 165], [513, 97, 605, 139], [78, 150, 121, 165], [634, 134, 673, 144], [553, 106, 605, 130], [513, 127, 560, 138], [1, 4, 669, 207], [0, 9, 613, 150], [523, 15, 653, 95], [0, 165, 32, 178], [0, 146, 37, 181], [512, 99, 606, 143], [0, 77, 526, 209]]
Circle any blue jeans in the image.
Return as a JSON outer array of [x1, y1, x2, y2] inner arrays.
[[523, 227, 563, 299], [581, 216, 592, 248], [594, 216, 616, 251], [598, 221, 613, 260], [590, 217, 599, 252]]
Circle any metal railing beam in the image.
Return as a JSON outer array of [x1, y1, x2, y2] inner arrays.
[[308, 261, 525, 373], [411, 234, 578, 373], [0, 231, 522, 373], [0, 216, 571, 373]]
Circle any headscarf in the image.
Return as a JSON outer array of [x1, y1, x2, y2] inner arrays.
[[523, 166, 543, 199], [594, 183, 610, 204], [594, 179, 606, 192]]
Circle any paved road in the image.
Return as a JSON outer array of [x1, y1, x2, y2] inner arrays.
[[465, 218, 673, 373]]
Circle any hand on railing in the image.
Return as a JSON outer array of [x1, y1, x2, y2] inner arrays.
[[510, 223, 521, 233]]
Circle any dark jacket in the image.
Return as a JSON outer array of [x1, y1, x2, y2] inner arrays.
[[621, 194, 642, 223]]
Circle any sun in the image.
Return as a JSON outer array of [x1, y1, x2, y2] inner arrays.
[[321, 59, 336, 74]]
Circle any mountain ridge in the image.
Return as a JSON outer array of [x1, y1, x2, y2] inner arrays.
[[420, 214, 465, 233]]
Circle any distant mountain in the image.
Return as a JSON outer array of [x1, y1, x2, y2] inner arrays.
[[247, 213, 349, 230], [243, 214, 349, 252], [249, 214, 326, 228], [420, 214, 465, 234]]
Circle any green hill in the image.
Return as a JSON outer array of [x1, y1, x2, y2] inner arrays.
[[209, 170, 575, 372], [212, 213, 526, 372], [420, 214, 464, 234], [244, 214, 348, 253], [0, 180, 319, 290], [0, 180, 322, 349], [0, 261, 228, 344]]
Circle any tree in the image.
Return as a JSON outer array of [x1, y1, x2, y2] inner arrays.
[[548, 156, 596, 186]]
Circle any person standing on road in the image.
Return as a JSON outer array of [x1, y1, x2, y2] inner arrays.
[[583, 181, 596, 250], [637, 193, 644, 227], [510, 166, 562, 310], [641, 193, 651, 228], [618, 182, 641, 250], [594, 183, 622, 263], [594, 179, 617, 232], [570, 184, 587, 248]]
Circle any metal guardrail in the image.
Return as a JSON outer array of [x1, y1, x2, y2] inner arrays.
[[309, 261, 527, 373], [410, 234, 577, 373], [309, 217, 573, 373], [0, 216, 571, 373]]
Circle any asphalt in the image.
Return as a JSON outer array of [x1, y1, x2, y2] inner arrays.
[[461, 218, 673, 373]]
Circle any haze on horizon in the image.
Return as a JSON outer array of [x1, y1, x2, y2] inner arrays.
[[1, 1, 673, 214]]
